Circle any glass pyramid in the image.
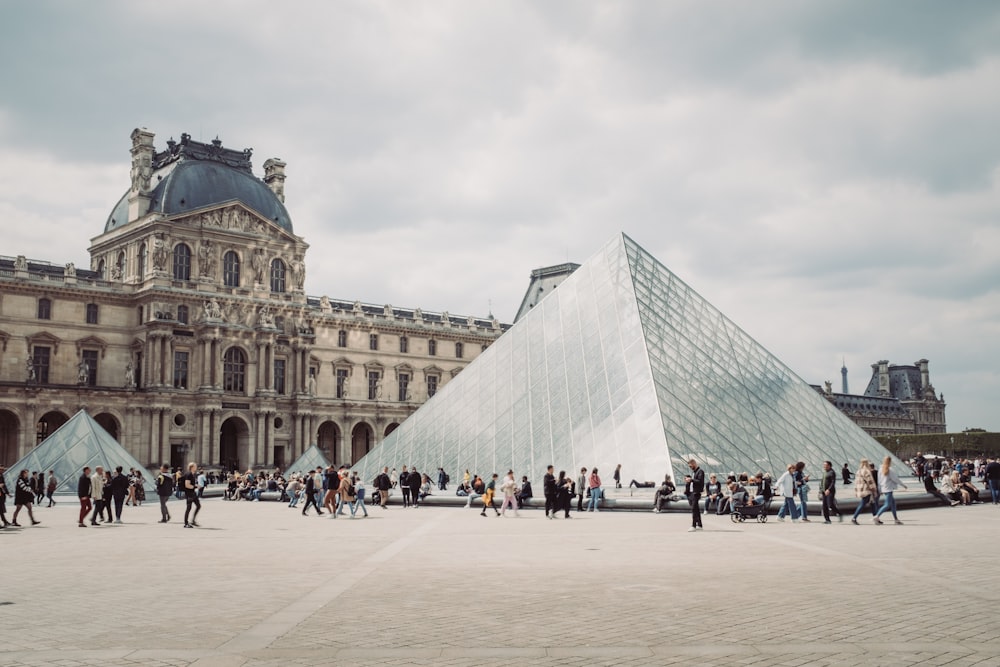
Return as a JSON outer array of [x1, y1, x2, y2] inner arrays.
[[285, 445, 331, 477], [356, 233, 899, 485], [2, 410, 157, 496]]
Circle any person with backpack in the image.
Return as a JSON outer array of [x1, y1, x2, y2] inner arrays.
[[374, 467, 391, 508], [408, 467, 422, 508], [480, 473, 500, 517], [155, 463, 174, 523]]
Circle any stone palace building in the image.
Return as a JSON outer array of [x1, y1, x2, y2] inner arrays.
[[0, 129, 505, 471]]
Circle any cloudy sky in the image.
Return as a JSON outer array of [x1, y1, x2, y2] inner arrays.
[[2, 2, 998, 432]]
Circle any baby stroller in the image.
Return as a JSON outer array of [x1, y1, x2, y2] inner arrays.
[[730, 497, 771, 523]]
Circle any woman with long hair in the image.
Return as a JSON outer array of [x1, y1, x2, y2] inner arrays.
[[851, 458, 877, 524], [874, 456, 907, 525], [587, 467, 602, 512], [11, 469, 40, 526]]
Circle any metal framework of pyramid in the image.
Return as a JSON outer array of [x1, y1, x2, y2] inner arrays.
[[285, 445, 331, 477], [2, 410, 156, 495], [356, 233, 899, 484]]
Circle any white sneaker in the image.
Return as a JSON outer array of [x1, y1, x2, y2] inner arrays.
[[688, 527, 697, 532]]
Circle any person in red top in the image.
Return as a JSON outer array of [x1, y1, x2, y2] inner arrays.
[[587, 468, 602, 512]]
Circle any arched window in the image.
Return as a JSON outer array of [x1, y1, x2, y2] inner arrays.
[[270, 259, 286, 293], [223, 250, 241, 287], [173, 243, 192, 281], [223, 347, 247, 393], [97, 259, 106, 279], [138, 243, 147, 277]]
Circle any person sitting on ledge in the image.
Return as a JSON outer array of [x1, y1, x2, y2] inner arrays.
[[923, 473, 956, 506], [652, 475, 677, 513], [455, 481, 471, 497], [629, 479, 656, 488], [516, 476, 533, 505]]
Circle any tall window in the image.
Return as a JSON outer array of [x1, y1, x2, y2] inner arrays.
[[37, 298, 52, 320], [336, 368, 349, 399], [399, 336, 408, 353], [85, 303, 99, 324], [97, 259, 106, 280], [337, 330, 347, 347], [398, 373, 410, 402], [369, 333, 379, 351], [177, 305, 189, 325], [223, 250, 241, 287], [81, 350, 98, 387], [427, 374, 438, 398], [368, 371, 380, 400], [173, 243, 192, 281], [455, 342, 464, 359], [33, 346, 51, 384], [274, 358, 287, 395], [173, 350, 189, 389], [223, 347, 246, 393], [138, 243, 147, 277], [428, 339, 437, 356], [270, 259, 286, 293]]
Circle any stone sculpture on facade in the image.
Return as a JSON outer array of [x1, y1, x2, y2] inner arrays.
[[64, 263, 76, 278], [124, 361, 136, 389], [152, 236, 169, 270], [77, 359, 89, 384], [198, 240, 215, 278], [251, 248, 267, 284], [288, 255, 305, 290], [14, 255, 28, 271], [25, 357, 35, 383], [203, 299, 223, 321]]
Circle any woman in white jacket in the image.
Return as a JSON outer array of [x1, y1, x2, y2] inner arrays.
[[874, 456, 907, 525]]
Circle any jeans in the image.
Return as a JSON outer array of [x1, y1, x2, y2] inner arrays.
[[79, 497, 92, 524], [353, 495, 368, 517], [875, 491, 898, 520], [113, 496, 126, 520], [185, 495, 201, 524], [689, 492, 702, 527], [778, 496, 799, 520], [821, 491, 839, 521], [587, 487, 601, 511], [798, 487, 809, 520], [91, 500, 106, 523], [989, 480, 1000, 504], [852, 495, 872, 520], [288, 490, 300, 507], [159, 495, 170, 521]]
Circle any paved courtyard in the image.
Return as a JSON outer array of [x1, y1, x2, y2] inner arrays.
[[1, 496, 998, 667]]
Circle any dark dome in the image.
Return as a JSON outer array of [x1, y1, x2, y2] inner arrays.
[[104, 159, 293, 233]]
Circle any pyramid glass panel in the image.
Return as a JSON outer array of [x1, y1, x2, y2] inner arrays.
[[356, 234, 900, 485]]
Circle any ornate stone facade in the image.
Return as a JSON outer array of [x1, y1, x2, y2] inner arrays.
[[0, 130, 505, 471]]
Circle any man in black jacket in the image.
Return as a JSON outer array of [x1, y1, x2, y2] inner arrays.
[[820, 461, 842, 523], [408, 467, 422, 507], [399, 466, 411, 508], [686, 459, 705, 532], [77, 466, 92, 528], [374, 467, 391, 508], [543, 465, 557, 519], [110, 466, 130, 524], [985, 458, 1000, 505], [156, 464, 174, 523], [301, 469, 323, 516]]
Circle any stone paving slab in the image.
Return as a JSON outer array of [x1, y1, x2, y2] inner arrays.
[[1, 495, 998, 666]]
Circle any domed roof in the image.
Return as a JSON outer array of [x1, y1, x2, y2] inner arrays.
[[104, 134, 293, 234]]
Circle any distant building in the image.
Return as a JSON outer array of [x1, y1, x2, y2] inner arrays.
[[0, 128, 506, 470], [816, 359, 947, 437]]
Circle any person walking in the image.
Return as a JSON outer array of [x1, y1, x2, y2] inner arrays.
[[399, 466, 411, 508], [499, 470, 519, 517], [351, 474, 369, 518], [155, 464, 174, 523], [543, 465, 557, 519], [11, 469, 40, 526], [437, 467, 447, 491], [46, 470, 57, 507], [775, 464, 800, 523], [874, 456, 907, 525], [613, 464, 622, 489], [77, 467, 92, 527], [408, 467, 422, 508], [110, 466, 129, 523], [335, 471, 354, 518], [820, 461, 841, 523], [794, 461, 811, 522], [182, 462, 202, 528], [480, 473, 500, 517], [557, 470, 574, 518], [686, 459, 705, 531], [375, 467, 391, 508], [586, 467, 602, 512], [100, 470, 114, 522], [0, 465, 10, 527], [89, 466, 106, 525], [301, 468, 323, 516]]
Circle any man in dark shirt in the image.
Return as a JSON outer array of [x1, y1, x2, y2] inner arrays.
[[686, 459, 705, 532], [820, 460, 841, 523], [543, 465, 557, 519], [156, 463, 174, 523], [985, 458, 1000, 505], [183, 462, 201, 528], [110, 466, 130, 524], [399, 466, 411, 508], [77, 466, 92, 528]]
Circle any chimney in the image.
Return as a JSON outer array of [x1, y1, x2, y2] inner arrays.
[[128, 127, 155, 222], [263, 158, 287, 203], [917, 359, 930, 394], [878, 360, 890, 397]]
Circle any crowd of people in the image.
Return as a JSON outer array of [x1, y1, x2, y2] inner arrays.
[[3, 453, 998, 533]]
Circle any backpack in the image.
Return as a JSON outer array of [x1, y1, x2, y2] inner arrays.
[[156, 473, 174, 495], [347, 482, 356, 497], [444, 473, 450, 483]]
